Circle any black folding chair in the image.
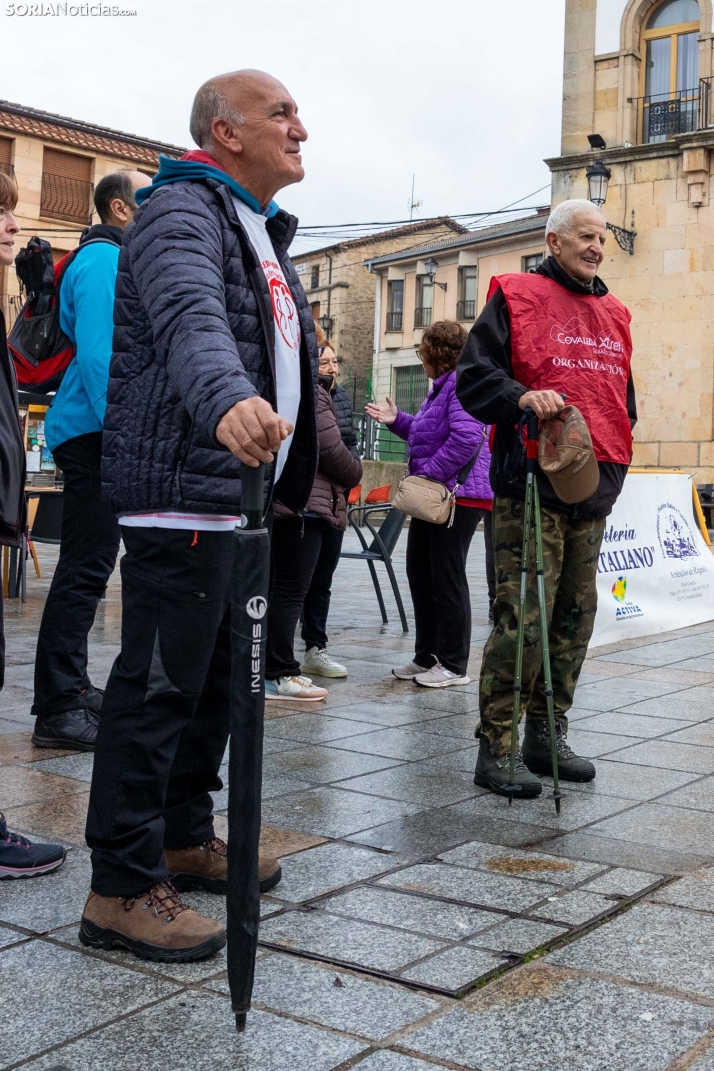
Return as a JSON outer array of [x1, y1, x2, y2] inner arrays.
[[340, 504, 408, 632], [12, 490, 64, 602]]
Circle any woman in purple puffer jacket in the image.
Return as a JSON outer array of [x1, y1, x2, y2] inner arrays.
[[366, 321, 494, 689]]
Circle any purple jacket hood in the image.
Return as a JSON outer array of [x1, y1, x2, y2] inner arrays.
[[391, 370, 493, 500]]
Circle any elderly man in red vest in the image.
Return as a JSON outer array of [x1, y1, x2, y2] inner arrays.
[[456, 199, 636, 798]]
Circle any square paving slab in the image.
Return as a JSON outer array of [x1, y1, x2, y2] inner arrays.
[[437, 843, 606, 886], [334, 726, 474, 762], [581, 868, 662, 897], [651, 867, 714, 910], [261, 786, 422, 840], [471, 917, 567, 955], [464, 788, 633, 831], [540, 830, 709, 875], [378, 862, 559, 912], [606, 739, 714, 774], [277, 842, 399, 902], [576, 711, 690, 738], [22, 992, 366, 1071], [539, 760, 697, 801], [336, 764, 480, 808], [220, 954, 442, 1040], [550, 902, 714, 999], [259, 909, 446, 973], [265, 745, 401, 784], [321, 885, 497, 941], [659, 775, 714, 813], [0, 939, 178, 1066], [265, 713, 378, 744], [587, 801, 714, 855], [355, 1053, 439, 1071], [404, 967, 714, 1071], [27, 752, 95, 782], [529, 888, 617, 925], [399, 945, 505, 991], [561, 728, 642, 757], [348, 806, 552, 857]]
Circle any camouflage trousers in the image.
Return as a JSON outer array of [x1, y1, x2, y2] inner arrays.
[[478, 496, 605, 756]]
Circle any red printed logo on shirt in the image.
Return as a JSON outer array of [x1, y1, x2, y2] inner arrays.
[[263, 261, 300, 354]]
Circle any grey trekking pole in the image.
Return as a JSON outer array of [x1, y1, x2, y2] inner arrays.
[[226, 461, 269, 1032]]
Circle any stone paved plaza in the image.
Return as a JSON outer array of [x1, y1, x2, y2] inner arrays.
[[4, 529, 714, 1069]]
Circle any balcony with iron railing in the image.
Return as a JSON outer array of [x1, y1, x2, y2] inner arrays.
[[456, 299, 476, 321], [628, 78, 714, 145], [385, 310, 403, 332], [40, 172, 93, 225], [414, 306, 432, 328]]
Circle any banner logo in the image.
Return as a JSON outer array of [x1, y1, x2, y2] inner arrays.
[[657, 503, 699, 561], [611, 576, 627, 603], [246, 596, 267, 620]]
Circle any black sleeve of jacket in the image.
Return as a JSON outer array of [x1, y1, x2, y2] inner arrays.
[[317, 388, 363, 489], [455, 288, 528, 425]]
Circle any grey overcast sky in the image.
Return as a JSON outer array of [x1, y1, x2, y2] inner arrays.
[[0, 0, 566, 252]]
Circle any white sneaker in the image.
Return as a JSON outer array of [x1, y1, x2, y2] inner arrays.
[[414, 665, 470, 688], [265, 675, 328, 702], [303, 646, 347, 679], [392, 660, 430, 680]]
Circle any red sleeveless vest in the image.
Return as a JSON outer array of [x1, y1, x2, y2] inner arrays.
[[489, 273, 633, 465]]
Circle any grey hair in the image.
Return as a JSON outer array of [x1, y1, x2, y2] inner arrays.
[[545, 199, 605, 245], [189, 80, 246, 149]]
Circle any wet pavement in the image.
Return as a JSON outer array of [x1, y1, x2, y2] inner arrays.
[[3, 529, 714, 1068]]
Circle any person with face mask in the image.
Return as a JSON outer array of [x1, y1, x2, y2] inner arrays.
[[300, 327, 360, 679], [266, 331, 362, 700]]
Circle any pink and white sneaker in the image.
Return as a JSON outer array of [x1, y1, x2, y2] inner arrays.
[[0, 813, 66, 879]]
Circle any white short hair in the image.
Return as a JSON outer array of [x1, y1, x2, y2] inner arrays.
[[545, 199, 605, 245]]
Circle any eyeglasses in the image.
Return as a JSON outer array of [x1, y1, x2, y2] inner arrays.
[[317, 346, 326, 357]]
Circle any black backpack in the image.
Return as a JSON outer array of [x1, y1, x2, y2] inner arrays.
[[8, 235, 119, 394]]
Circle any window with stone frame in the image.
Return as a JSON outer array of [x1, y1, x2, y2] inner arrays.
[[386, 279, 404, 331]]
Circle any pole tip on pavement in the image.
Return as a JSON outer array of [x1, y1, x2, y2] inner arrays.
[[235, 1013, 247, 1033]]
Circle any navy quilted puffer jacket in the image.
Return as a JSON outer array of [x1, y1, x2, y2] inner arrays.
[[102, 177, 317, 516], [390, 370, 492, 500]]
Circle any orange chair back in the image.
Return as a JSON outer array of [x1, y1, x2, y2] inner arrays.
[[364, 484, 391, 505], [347, 484, 362, 505]]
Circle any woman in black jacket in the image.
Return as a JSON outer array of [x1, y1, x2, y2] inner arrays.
[[265, 346, 362, 702], [301, 334, 360, 679], [0, 169, 65, 879]]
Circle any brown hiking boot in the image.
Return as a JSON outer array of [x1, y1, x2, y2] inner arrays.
[[79, 879, 225, 963], [165, 837, 282, 895]]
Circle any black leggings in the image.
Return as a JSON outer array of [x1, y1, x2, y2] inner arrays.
[[266, 516, 335, 680], [406, 506, 492, 676]]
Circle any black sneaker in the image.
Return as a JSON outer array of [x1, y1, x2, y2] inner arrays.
[[0, 813, 66, 879], [522, 720, 596, 782], [82, 685, 104, 713], [32, 708, 99, 752], [474, 735, 542, 798]]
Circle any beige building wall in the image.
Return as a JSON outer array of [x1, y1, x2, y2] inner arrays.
[[371, 225, 547, 406], [551, 0, 714, 480]]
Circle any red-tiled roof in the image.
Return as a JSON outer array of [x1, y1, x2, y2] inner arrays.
[[0, 100, 185, 166]]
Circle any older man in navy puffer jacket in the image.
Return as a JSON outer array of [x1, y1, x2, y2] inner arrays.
[[82, 70, 318, 965]]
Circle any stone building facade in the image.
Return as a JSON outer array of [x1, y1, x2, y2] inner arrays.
[[553, 0, 714, 475], [367, 212, 548, 410], [0, 99, 184, 323], [290, 218, 467, 381]]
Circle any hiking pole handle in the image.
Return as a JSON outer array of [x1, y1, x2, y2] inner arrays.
[[240, 462, 266, 531], [523, 407, 539, 475]]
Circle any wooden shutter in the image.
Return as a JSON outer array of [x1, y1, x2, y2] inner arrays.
[[42, 148, 91, 183], [41, 148, 92, 224], [0, 137, 12, 166]]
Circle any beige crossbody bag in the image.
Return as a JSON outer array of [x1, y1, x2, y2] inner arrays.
[[392, 426, 488, 527]]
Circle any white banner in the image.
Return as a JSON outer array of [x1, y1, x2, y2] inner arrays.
[[590, 473, 714, 647]]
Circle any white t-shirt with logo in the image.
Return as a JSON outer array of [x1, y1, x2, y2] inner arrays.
[[119, 196, 301, 532]]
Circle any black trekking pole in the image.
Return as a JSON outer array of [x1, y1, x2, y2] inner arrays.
[[226, 461, 269, 1032], [504, 408, 562, 815]]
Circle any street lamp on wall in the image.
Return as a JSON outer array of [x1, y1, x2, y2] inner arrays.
[[424, 256, 447, 291], [585, 135, 637, 255], [317, 314, 333, 338]]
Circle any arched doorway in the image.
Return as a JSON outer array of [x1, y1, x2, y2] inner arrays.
[[641, 0, 700, 140]]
